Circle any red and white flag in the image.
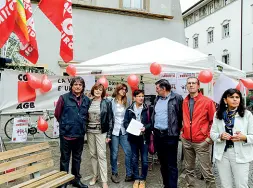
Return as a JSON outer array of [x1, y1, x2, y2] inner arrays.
[[0, 0, 17, 48], [39, 0, 73, 63], [19, 0, 39, 64]]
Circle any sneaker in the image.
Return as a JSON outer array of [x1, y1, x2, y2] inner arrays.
[[111, 173, 120, 183], [89, 176, 98, 186], [133, 180, 139, 188], [139, 180, 146, 188], [125, 175, 134, 182]]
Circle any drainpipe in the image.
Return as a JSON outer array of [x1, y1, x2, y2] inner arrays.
[[240, 0, 243, 70]]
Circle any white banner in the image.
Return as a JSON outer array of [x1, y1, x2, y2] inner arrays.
[[0, 70, 95, 114], [160, 72, 195, 98], [11, 117, 29, 142]]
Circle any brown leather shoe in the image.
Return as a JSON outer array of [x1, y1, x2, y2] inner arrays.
[[111, 173, 120, 183]]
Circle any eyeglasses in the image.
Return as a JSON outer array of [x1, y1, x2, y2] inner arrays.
[[187, 82, 197, 85]]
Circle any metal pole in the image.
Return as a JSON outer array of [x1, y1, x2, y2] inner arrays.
[[240, 0, 243, 70]]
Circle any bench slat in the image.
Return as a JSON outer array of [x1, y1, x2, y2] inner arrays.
[[0, 159, 54, 184], [0, 142, 50, 161], [0, 151, 52, 173], [36, 174, 75, 188], [22, 171, 67, 188], [11, 170, 59, 188]]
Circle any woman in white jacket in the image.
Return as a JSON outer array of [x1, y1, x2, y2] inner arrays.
[[211, 88, 253, 188]]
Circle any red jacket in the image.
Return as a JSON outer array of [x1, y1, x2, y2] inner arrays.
[[181, 93, 216, 143]]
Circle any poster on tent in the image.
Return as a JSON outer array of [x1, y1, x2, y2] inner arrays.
[[160, 72, 177, 92], [53, 117, 59, 137], [176, 73, 195, 98], [11, 117, 29, 142], [0, 70, 95, 114]]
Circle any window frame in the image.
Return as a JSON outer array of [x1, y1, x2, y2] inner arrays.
[[221, 19, 230, 39], [222, 50, 230, 64], [207, 27, 214, 43], [120, 0, 149, 11], [186, 38, 189, 46], [192, 34, 199, 49]]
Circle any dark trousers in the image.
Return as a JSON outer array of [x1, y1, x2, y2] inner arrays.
[[130, 141, 149, 180], [154, 130, 179, 188], [60, 136, 84, 180]]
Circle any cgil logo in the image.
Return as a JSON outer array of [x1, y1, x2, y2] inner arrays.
[[17, 74, 36, 109]]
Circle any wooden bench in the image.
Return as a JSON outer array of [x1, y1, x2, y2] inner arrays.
[[0, 142, 74, 188]]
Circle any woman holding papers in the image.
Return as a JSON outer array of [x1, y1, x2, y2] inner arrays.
[[210, 89, 253, 188], [109, 83, 133, 183], [87, 83, 113, 188], [124, 89, 151, 188]]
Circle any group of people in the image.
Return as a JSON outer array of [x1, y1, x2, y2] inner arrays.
[[55, 76, 253, 188]]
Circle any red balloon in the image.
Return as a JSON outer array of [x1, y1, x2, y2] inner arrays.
[[97, 76, 109, 89], [26, 73, 41, 89], [198, 70, 213, 83], [66, 65, 77, 76], [37, 116, 48, 132], [150, 62, 162, 75], [236, 83, 249, 96], [41, 75, 52, 92], [240, 78, 253, 89], [131, 85, 139, 93], [127, 74, 139, 87]]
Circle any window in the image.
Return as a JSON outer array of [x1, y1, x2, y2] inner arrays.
[[223, 23, 229, 37], [194, 11, 199, 21], [192, 34, 199, 49], [207, 27, 214, 43], [208, 31, 214, 43], [215, 0, 222, 9], [224, 0, 229, 6], [199, 6, 207, 18], [123, 0, 143, 10], [221, 20, 230, 38], [208, 2, 214, 14], [222, 50, 230, 64], [186, 38, 189, 46]]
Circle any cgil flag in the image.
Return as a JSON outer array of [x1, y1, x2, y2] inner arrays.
[[19, 0, 39, 64], [39, 0, 73, 63], [0, 0, 17, 48]]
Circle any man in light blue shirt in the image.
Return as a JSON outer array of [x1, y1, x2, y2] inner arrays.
[[151, 79, 183, 188]]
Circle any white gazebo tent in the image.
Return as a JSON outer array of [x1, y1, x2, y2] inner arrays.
[[75, 38, 245, 80]]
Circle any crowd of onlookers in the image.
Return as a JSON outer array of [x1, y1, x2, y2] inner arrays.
[[54, 76, 253, 188]]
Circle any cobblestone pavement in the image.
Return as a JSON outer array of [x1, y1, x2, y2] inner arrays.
[[1, 141, 253, 188]]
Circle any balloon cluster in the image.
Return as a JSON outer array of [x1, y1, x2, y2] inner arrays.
[[26, 73, 52, 93]]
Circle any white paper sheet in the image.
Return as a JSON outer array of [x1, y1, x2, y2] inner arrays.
[[126, 119, 144, 136]]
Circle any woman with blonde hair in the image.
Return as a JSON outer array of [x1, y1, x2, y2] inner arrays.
[[107, 83, 133, 183], [211, 88, 253, 188], [87, 83, 113, 188]]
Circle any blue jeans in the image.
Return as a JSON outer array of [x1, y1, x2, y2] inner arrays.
[[109, 134, 132, 176], [130, 142, 149, 180]]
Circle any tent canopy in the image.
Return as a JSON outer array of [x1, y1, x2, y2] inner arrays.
[[76, 38, 245, 79]]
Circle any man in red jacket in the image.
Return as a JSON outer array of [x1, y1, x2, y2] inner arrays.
[[181, 77, 216, 188]]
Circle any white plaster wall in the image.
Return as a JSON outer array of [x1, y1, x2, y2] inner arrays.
[[242, 0, 253, 71], [184, 0, 244, 70]]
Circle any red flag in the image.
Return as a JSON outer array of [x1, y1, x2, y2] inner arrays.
[[0, 0, 17, 48], [19, 0, 38, 64], [39, 0, 73, 63]]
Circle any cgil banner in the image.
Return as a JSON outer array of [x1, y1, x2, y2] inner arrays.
[[0, 70, 95, 114]]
